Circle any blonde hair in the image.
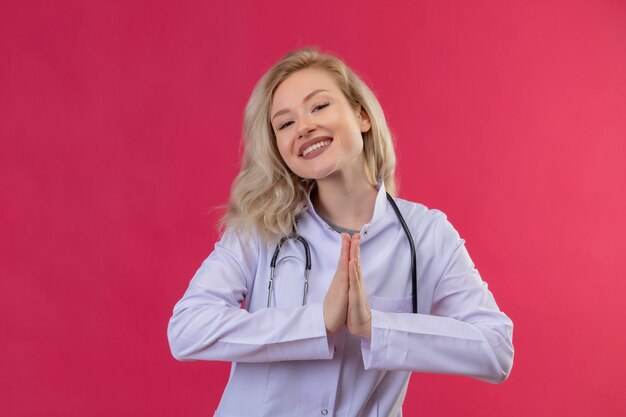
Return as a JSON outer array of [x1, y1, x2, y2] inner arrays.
[[218, 46, 398, 245]]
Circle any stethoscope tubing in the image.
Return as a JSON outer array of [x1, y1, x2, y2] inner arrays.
[[268, 193, 417, 314], [386, 193, 418, 313], [269, 235, 311, 308]]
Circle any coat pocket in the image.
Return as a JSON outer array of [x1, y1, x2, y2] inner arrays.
[[368, 295, 413, 313]]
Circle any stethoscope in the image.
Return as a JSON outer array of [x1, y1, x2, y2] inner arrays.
[[267, 193, 418, 313]]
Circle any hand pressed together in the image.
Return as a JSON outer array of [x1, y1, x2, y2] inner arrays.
[[323, 233, 372, 340]]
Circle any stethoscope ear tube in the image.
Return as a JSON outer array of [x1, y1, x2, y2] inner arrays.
[[268, 234, 312, 308], [386, 193, 418, 314]]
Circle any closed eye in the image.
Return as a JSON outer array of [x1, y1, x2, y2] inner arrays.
[[277, 102, 330, 131], [278, 121, 293, 130], [313, 102, 329, 112]]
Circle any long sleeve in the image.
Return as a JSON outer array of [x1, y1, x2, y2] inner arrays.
[[168, 184, 513, 416], [167, 229, 334, 363], [361, 211, 514, 383]]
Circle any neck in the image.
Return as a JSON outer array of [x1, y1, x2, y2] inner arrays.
[[311, 167, 379, 231]]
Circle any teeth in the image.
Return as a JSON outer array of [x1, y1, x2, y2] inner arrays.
[[303, 140, 331, 156]]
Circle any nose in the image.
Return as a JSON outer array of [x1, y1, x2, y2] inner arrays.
[[296, 114, 316, 139]]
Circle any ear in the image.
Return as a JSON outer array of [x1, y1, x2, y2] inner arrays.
[[356, 106, 372, 133]]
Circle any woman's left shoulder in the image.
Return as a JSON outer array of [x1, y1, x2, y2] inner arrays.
[[392, 197, 450, 227], [390, 197, 462, 244]]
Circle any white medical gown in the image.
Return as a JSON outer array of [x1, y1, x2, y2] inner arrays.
[[167, 180, 514, 417]]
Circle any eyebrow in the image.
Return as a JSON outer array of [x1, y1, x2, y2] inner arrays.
[[271, 89, 330, 122]]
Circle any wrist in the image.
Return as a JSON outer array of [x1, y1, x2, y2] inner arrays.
[[361, 319, 372, 341], [361, 311, 372, 340], [352, 317, 371, 340]]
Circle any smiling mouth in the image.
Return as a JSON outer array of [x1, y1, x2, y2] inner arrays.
[[302, 140, 332, 157]]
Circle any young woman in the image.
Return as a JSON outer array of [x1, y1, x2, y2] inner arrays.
[[168, 47, 514, 417]]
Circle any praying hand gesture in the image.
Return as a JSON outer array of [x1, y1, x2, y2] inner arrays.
[[323, 233, 372, 340]]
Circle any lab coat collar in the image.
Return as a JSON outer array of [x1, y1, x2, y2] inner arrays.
[[304, 179, 388, 231]]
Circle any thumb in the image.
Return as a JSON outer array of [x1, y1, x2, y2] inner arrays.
[[337, 233, 351, 271]]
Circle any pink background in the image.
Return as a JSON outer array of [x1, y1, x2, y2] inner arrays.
[[2, 0, 625, 415]]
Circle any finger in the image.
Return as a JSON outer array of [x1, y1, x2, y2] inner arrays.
[[352, 234, 361, 278], [349, 258, 358, 292], [350, 233, 360, 261], [343, 233, 351, 266], [349, 256, 370, 311], [350, 255, 361, 289], [338, 233, 350, 265], [349, 257, 356, 277], [356, 241, 361, 279]]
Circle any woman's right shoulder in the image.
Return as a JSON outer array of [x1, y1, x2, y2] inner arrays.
[[214, 225, 263, 257], [192, 226, 266, 286], [213, 224, 281, 264]]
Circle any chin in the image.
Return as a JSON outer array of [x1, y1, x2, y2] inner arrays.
[[288, 162, 330, 180], [300, 165, 337, 180]]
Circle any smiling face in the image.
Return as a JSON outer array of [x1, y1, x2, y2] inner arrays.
[[270, 68, 371, 181]]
